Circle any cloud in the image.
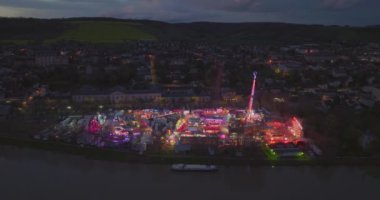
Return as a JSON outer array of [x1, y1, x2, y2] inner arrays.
[[100, 0, 197, 21], [321, 0, 360, 9], [183, 0, 262, 12], [0, 0, 124, 18], [0, 6, 32, 17], [0, 0, 378, 25], [0, 0, 121, 12]]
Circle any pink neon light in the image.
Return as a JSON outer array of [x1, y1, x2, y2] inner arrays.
[[248, 72, 257, 113], [292, 117, 303, 130], [88, 118, 101, 134]]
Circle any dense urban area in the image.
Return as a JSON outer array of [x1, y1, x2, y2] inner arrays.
[[1, 19, 380, 163]]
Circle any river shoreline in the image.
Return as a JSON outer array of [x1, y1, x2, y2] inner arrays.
[[1, 135, 379, 166]]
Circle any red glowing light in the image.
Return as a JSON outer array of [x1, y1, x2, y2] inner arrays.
[[177, 122, 187, 132], [88, 117, 101, 134]]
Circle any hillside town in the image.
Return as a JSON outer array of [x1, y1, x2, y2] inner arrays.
[[1, 41, 380, 158]]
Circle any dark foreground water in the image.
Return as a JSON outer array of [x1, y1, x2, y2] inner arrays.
[[0, 146, 379, 200]]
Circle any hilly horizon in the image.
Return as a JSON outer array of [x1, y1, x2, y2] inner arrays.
[[1, 17, 380, 45]]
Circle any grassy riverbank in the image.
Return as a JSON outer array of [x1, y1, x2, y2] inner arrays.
[[1, 135, 379, 166]]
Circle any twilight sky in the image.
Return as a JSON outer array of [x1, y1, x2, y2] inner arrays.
[[0, 0, 379, 25]]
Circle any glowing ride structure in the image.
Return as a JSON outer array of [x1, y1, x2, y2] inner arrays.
[[247, 71, 257, 120], [264, 117, 304, 145], [88, 116, 102, 134]]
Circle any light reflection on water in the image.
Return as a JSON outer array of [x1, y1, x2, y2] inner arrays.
[[0, 145, 379, 200]]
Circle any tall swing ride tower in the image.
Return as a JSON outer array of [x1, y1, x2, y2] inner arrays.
[[248, 71, 257, 114]]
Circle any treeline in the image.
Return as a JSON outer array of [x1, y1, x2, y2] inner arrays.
[[0, 18, 71, 40], [1, 17, 380, 44]]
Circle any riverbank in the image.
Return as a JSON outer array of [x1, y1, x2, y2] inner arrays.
[[1, 135, 379, 166]]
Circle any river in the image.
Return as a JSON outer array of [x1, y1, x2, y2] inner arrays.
[[0, 145, 379, 200]]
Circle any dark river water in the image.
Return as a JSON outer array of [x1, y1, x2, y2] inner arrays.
[[0, 145, 379, 200]]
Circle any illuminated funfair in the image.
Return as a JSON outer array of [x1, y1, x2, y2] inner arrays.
[[264, 117, 304, 144]]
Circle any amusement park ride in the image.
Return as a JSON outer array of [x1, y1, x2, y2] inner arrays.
[[246, 71, 258, 121]]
